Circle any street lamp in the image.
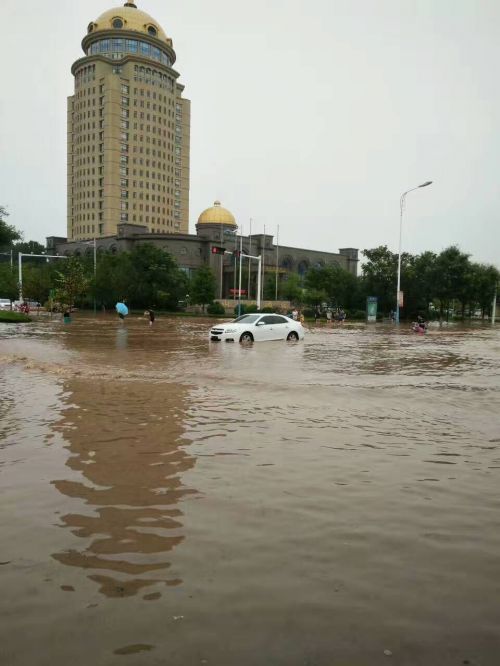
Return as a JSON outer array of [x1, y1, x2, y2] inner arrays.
[[395, 181, 433, 323]]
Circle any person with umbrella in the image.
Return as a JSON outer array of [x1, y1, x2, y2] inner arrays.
[[115, 300, 129, 322]]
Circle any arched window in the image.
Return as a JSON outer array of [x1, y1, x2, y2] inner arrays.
[[297, 260, 309, 277]]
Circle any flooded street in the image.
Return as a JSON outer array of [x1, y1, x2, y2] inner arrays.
[[1, 315, 499, 666]]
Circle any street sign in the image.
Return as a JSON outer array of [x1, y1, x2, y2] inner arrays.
[[230, 289, 247, 296], [367, 296, 378, 323]]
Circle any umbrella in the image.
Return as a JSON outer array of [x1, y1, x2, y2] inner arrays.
[[115, 302, 129, 316]]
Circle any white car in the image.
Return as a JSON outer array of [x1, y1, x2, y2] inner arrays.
[[0, 298, 12, 311], [210, 313, 305, 343]]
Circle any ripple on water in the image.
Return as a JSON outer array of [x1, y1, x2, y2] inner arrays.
[[1, 317, 500, 665]]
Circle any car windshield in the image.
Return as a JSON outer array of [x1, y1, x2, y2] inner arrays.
[[232, 314, 260, 324]]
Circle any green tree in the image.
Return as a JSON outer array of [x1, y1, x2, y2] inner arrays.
[[55, 258, 89, 309], [361, 246, 400, 314], [0, 264, 18, 301], [432, 246, 471, 320], [127, 244, 187, 309], [11, 240, 46, 259], [0, 206, 21, 248], [263, 274, 276, 300], [190, 266, 216, 311], [303, 287, 328, 308], [468, 263, 499, 317], [23, 263, 57, 304], [281, 272, 303, 303], [305, 264, 360, 309]]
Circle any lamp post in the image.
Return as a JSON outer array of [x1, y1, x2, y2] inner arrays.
[[223, 228, 237, 303], [396, 181, 433, 323]]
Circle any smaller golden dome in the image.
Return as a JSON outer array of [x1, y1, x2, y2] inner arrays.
[[197, 201, 237, 227]]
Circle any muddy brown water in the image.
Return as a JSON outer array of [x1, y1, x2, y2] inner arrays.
[[1, 315, 499, 666]]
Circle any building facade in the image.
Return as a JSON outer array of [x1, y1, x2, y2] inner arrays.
[[68, 2, 190, 243], [49, 201, 359, 299]]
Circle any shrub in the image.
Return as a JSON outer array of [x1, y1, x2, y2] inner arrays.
[[348, 310, 367, 320], [207, 301, 225, 315], [260, 306, 274, 313], [245, 303, 258, 313], [233, 304, 246, 317]]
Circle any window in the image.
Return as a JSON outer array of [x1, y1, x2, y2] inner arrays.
[[120, 213, 128, 221], [120, 179, 128, 187], [120, 189, 128, 198], [121, 97, 129, 106], [121, 84, 129, 95], [112, 18, 123, 29], [147, 25, 158, 37]]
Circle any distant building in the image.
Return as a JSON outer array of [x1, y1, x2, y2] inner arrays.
[[68, 1, 190, 242], [48, 201, 358, 299], [53, 3, 359, 295]]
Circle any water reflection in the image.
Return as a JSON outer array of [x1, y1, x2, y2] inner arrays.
[[115, 327, 128, 350], [51, 377, 196, 597]]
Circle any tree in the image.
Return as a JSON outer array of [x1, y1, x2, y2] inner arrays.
[[190, 266, 216, 311], [23, 263, 57, 304], [281, 272, 303, 303], [55, 258, 89, 309], [304, 264, 360, 309], [361, 246, 400, 314], [11, 240, 46, 260], [0, 206, 21, 248], [0, 264, 18, 301], [468, 263, 499, 317], [263, 274, 276, 300], [126, 244, 187, 309], [432, 246, 471, 320]]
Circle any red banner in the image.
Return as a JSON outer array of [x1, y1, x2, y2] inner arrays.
[[229, 289, 247, 295]]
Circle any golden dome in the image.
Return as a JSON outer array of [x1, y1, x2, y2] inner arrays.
[[197, 201, 237, 227], [89, 3, 170, 45]]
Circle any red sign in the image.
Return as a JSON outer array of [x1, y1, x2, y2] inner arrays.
[[229, 289, 247, 295]]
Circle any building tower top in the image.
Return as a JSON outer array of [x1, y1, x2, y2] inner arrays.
[[86, 2, 172, 47]]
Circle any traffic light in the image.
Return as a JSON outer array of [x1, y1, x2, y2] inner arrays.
[[211, 246, 226, 255]]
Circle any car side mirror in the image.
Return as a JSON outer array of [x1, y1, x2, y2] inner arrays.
[[256, 321, 265, 326]]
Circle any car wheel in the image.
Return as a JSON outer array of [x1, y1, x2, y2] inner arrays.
[[287, 331, 299, 341], [239, 332, 254, 343]]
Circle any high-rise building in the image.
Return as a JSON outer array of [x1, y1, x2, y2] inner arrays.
[[67, 2, 190, 241]]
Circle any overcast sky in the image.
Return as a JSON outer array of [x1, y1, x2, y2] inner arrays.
[[1, 0, 499, 266]]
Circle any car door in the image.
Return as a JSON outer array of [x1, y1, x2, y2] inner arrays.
[[269, 315, 290, 340], [253, 315, 275, 341]]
